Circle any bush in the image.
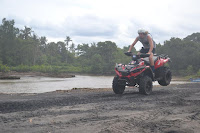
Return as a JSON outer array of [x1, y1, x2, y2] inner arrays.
[[0, 64, 9, 72], [186, 65, 194, 75], [82, 67, 91, 73], [11, 65, 31, 72], [197, 69, 200, 77], [8, 64, 86, 74], [178, 65, 194, 76]]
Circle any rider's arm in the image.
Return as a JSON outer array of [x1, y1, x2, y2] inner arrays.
[[128, 37, 139, 52], [147, 35, 153, 54]]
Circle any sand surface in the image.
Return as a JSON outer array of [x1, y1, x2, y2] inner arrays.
[[0, 83, 200, 133]]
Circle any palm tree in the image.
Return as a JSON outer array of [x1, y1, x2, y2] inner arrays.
[[64, 36, 72, 51]]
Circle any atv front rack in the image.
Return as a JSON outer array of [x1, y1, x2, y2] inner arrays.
[[158, 54, 169, 59]]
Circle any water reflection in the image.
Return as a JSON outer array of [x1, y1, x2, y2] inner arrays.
[[0, 75, 113, 93], [0, 75, 190, 94]]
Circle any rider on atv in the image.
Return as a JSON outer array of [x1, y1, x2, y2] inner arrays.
[[113, 29, 171, 95], [128, 29, 156, 73]]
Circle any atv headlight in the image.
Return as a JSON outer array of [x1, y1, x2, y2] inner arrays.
[[132, 55, 137, 61]]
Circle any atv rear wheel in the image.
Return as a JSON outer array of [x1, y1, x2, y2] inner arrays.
[[112, 76, 125, 94], [139, 76, 152, 95], [158, 67, 172, 86]]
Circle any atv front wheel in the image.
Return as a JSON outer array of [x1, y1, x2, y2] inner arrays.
[[158, 67, 172, 86], [112, 76, 125, 94], [139, 76, 152, 95]]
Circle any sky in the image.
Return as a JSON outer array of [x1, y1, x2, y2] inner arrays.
[[0, 0, 200, 50]]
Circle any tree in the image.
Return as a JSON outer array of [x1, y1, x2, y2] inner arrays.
[[46, 42, 61, 65], [19, 26, 32, 40], [77, 43, 89, 56], [184, 32, 200, 43], [64, 36, 72, 51], [96, 41, 118, 73], [156, 36, 200, 75], [0, 18, 19, 65], [90, 54, 103, 73], [40, 36, 47, 53], [69, 42, 75, 54], [1, 18, 200, 76], [57, 41, 67, 63]]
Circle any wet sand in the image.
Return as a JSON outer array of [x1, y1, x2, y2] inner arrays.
[[0, 83, 200, 133]]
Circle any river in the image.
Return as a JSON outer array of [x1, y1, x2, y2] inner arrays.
[[0, 75, 190, 94]]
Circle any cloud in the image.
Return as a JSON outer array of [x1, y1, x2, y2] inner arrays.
[[63, 15, 118, 37], [11, 14, 118, 38], [0, 0, 200, 49]]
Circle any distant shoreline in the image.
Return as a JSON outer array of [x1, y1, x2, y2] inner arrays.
[[0, 71, 192, 81], [0, 71, 75, 78]]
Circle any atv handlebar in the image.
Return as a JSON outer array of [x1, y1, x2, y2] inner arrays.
[[124, 52, 133, 56], [138, 53, 150, 58], [124, 52, 150, 61], [124, 52, 150, 58]]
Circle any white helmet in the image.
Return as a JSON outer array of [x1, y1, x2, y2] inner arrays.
[[138, 28, 148, 34]]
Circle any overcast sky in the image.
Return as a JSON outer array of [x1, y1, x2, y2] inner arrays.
[[0, 0, 200, 50]]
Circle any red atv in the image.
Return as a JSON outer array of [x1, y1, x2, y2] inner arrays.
[[113, 52, 172, 95]]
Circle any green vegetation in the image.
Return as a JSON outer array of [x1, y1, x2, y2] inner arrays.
[[156, 33, 200, 77], [0, 18, 200, 77], [0, 18, 133, 75]]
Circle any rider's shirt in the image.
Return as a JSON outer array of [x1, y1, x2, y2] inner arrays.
[[138, 34, 156, 49]]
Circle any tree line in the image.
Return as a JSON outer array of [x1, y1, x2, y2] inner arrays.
[[156, 33, 200, 76], [0, 18, 200, 76], [0, 18, 134, 74]]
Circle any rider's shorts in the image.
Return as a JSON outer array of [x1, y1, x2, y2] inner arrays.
[[140, 47, 155, 54]]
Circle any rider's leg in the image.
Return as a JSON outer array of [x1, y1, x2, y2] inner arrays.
[[149, 52, 155, 72]]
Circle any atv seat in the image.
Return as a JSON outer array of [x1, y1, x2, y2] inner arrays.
[[142, 56, 158, 65]]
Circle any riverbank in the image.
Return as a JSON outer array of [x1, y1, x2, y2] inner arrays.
[[0, 71, 75, 78], [1, 71, 194, 81], [0, 83, 200, 133]]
